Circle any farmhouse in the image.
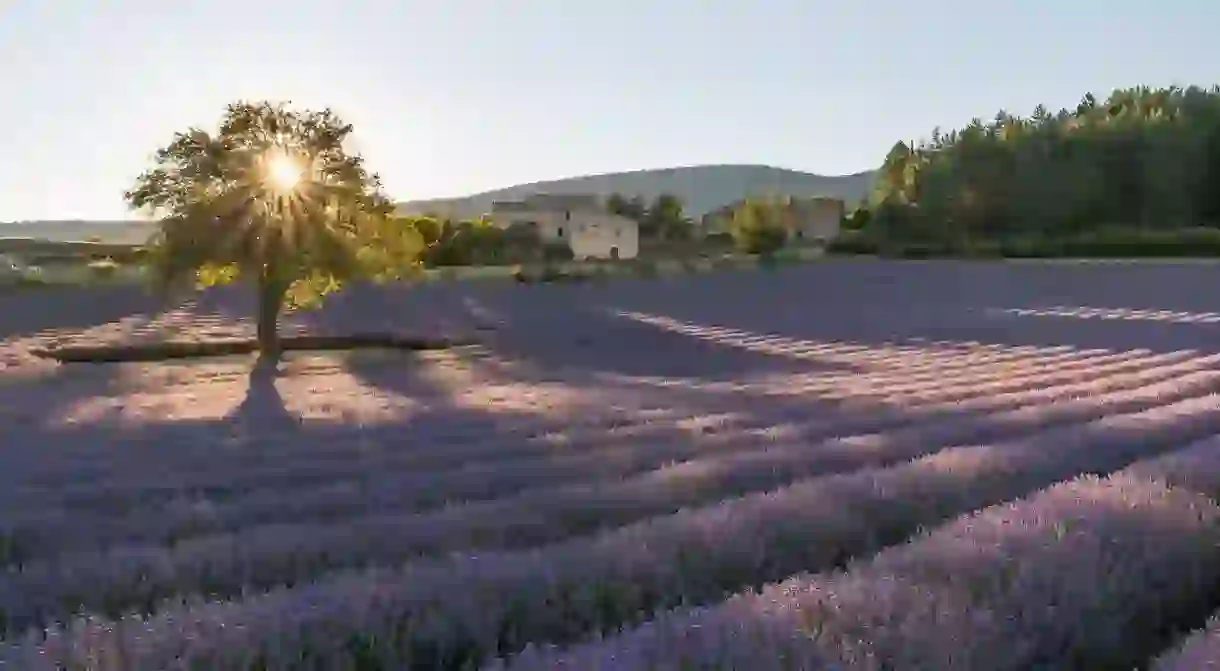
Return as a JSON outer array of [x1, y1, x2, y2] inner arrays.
[[701, 195, 845, 243], [487, 194, 640, 260]]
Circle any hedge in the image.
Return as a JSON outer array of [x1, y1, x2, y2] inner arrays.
[[826, 227, 1220, 259]]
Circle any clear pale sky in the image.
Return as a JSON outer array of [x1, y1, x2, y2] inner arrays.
[[2, 0, 1216, 221]]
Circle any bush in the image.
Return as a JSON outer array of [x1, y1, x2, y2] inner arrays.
[[630, 260, 660, 279], [727, 198, 789, 255], [536, 265, 568, 283], [840, 227, 1220, 260], [842, 206, 872, 231], [826, 231, 881, 256], [734, 224, 786, 255], [510, 262, 594, 285], [88, 258, 120, 279], [540, 242, 574, 263], [1055, 227, 1220, 257]]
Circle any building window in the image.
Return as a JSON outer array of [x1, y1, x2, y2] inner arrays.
[[564, 210, 571, 221], [557, 227, 564, 238]]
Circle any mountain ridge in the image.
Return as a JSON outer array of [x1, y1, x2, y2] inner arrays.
[[397, 164, 876, 219], [2, 164, 877, 243]]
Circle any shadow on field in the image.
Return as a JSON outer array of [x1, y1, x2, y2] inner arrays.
[[552, 261, 1220, 357], [230, 359, 297, 428], [0, 284, 165, 341], [443, 288, 868, 385]]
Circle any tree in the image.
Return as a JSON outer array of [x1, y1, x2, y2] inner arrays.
[[643, 193, 692, 240], [862, 85, 1220, 248], [605, 193, 631, 218], [125, 101, 423, 359], [729, 198, 788, 255], [605, 192, 648, 222]]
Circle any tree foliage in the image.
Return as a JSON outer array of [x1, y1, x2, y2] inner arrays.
[[729, 197, 788, 255], [606, 193, 648, 222], [644, 193, 693, 240], [606, 191, 692, 240], [869, 85, 1220, 247], [397, 216, 541, 267], [125, 101, 423, 354]]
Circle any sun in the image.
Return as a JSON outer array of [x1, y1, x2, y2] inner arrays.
[[264, 151, 304, 192]]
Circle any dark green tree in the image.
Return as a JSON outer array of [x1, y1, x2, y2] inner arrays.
[[865, 85, 1220, 248], [643, 193, 692, 240]]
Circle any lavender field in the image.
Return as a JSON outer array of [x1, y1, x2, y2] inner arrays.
[[5, 259, 1220, 669]]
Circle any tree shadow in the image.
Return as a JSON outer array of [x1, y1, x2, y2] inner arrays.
[[229, 357, 296, 428], [0, 284, 167, 341]]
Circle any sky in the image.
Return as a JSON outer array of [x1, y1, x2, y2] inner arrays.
[[1, 0, 1217, 222]]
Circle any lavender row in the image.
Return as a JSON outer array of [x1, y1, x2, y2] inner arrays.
[[0, 346, 1171, 514], [507, 433, 1220, 670], [5, 338, 1107, 484], [6, 341, 1167, 490], [2, 363, 1216, 634], [2, 347, 1190, 523], [3, 350, 1204, 565], [6, 390, 1220, 668], [1153, 616, 1220, 670], [1, 340, 1068, 496]]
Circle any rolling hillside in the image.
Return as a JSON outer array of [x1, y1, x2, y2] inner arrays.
[[397, 164, 875, 218], [0, 220, 156, 245], [2, 165, 874, 244]]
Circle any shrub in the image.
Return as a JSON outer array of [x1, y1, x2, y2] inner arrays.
[[825, 231, 881, 256], [679, 259, 701, 274], [540, 242, 574, 263], [735, 225, 787, 255], [1056, 227, 1220, 257], [848, 227, 1220, 260], [631, 260, 660, 279], [536, 265, 566, 283], [87, 257, 120, 279], [842, 205, 872, 231], [728, 198, 789, 255]]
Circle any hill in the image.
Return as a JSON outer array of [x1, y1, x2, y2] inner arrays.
[[0, 220, 156, 245], [2, 166, 875, 244], [397, 164, 875, 219]]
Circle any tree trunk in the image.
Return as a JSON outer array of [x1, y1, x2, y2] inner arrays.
[[256, 275, 286, 360]]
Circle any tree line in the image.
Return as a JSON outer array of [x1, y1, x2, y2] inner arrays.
[[855, 85, 1220, 254]]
